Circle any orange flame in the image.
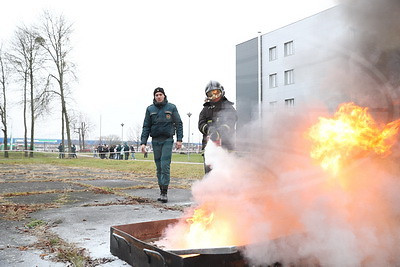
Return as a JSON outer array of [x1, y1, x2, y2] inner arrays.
[[308, 102, 400, 174], [186, 207, 214, 234], [180, 205, 239, 249]]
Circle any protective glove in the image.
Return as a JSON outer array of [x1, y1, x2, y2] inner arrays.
[[207, 126, 220, 141]]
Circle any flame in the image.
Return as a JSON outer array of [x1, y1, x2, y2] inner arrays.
[[308, 102, 400, 174], [178, 205, 240, 249], [186, 207, 214, 231]]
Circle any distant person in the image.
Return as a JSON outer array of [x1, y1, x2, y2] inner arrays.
[[140, 87, 183, 203], [93, 146, 98, 158], [123, 142, 130, 160], [57, 143, 64, 159], [130, 144, 136, 160], [98, 144, 108, 159], [71, 144, 77, 158], [198, 80, 237, 174], [109, 144, 115, 159], [97, 144, 103, 159], [116, 144, 122, 160], [104, 144, 109, 159], [144, 146, 148, 158]]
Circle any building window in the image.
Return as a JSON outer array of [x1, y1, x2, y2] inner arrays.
[[269, 46, 277, 61], [284, 69, 294, 85], [284, 41, 294, 56], [269, 73, 277, 88], [285, 98, 295, 107]]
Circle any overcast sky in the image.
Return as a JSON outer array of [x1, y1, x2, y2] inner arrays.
[[1, 0, 336, 143]]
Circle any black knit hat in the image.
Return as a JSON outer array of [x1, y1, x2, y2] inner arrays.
[[153, 87, 165, 96]]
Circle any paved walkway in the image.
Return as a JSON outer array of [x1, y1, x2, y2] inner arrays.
[[0, 163, 196, 266]]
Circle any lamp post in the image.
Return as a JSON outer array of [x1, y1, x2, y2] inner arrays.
[[99, 115, 102, 144], [121, 123, 124, 142], [187, 112, 192, 160]]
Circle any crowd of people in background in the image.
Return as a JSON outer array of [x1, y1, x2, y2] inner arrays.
[[57, 143, 78, 158], [56, 142, 148, 160], [95, 142, 142, 160]]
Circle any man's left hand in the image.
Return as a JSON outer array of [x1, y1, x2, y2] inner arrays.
[[176, 141, 182, 150]]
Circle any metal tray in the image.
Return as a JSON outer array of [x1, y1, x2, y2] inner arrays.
[[110, 218, 248, 267]]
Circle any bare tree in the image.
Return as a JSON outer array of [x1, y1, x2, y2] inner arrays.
[[7, 30, 29, 156], [128, 122, 142, 149], [102, 134, 120, 146], [71, 112, 93, 151], [68, 109, 79, 146], [39, 10, 76, 157], [0, 45, 10, 157], [8, 25, 49, 157], [79, 116, 93, 151]]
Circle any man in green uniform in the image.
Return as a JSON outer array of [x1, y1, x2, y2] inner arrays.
[[58, 143, 64, 159], [140, 87, 183, 203]]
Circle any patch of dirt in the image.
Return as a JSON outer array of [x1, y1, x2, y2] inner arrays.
[[0, 203, 58, 221], [21, 224, 114, 266], [0, 163, 191, 220]]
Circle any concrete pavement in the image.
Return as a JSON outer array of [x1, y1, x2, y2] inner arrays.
[[0, 163, 196, 266]]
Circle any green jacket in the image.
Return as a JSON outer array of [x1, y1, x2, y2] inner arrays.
[[140, 99, 183, 145]]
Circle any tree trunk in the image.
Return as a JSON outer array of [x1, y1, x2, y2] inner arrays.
[[0, 60, 8, 158], [61, 108, 65, 151], [1, 87, 7, 158], [23, 76, 28, 157], [64, 106, 72, 158], [78, 127, 82, 151], [81, 122, 86, 150], [58, 72, 72, 158], [2, 129, 8, 158], [29, 61, 34, 158]]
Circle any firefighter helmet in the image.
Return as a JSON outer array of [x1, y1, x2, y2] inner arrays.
[[205, 80, 225, 101]]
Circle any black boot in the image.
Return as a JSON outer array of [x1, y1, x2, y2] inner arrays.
[[160, 186, 168, 203], [157, 185, 163, 201]]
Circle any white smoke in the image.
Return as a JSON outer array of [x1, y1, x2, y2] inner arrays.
[[158, 100, 400, 266], [158, 0, 400, 265], [199, 109, 400, 266]]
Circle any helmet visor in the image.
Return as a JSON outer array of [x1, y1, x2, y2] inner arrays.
[[206, 89, 222, 98]]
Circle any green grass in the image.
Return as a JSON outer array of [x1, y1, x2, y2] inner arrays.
[[0, 151, 205, 179], [25, 219, 46, 229]]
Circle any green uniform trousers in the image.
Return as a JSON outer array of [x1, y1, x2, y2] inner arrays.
[[152, 138, 173, 186]]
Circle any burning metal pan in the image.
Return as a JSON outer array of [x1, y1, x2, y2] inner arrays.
[[167, 246, 239, 255], [110, 218, 248, 266]]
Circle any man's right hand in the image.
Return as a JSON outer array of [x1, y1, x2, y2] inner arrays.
[[141, 144, 146, 153]]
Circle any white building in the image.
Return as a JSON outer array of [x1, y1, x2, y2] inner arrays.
[[236, 5, 400, 130]]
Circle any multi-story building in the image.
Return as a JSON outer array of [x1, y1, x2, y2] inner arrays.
[[236, 6, 355, 130], [237, 4, 400, 133]]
